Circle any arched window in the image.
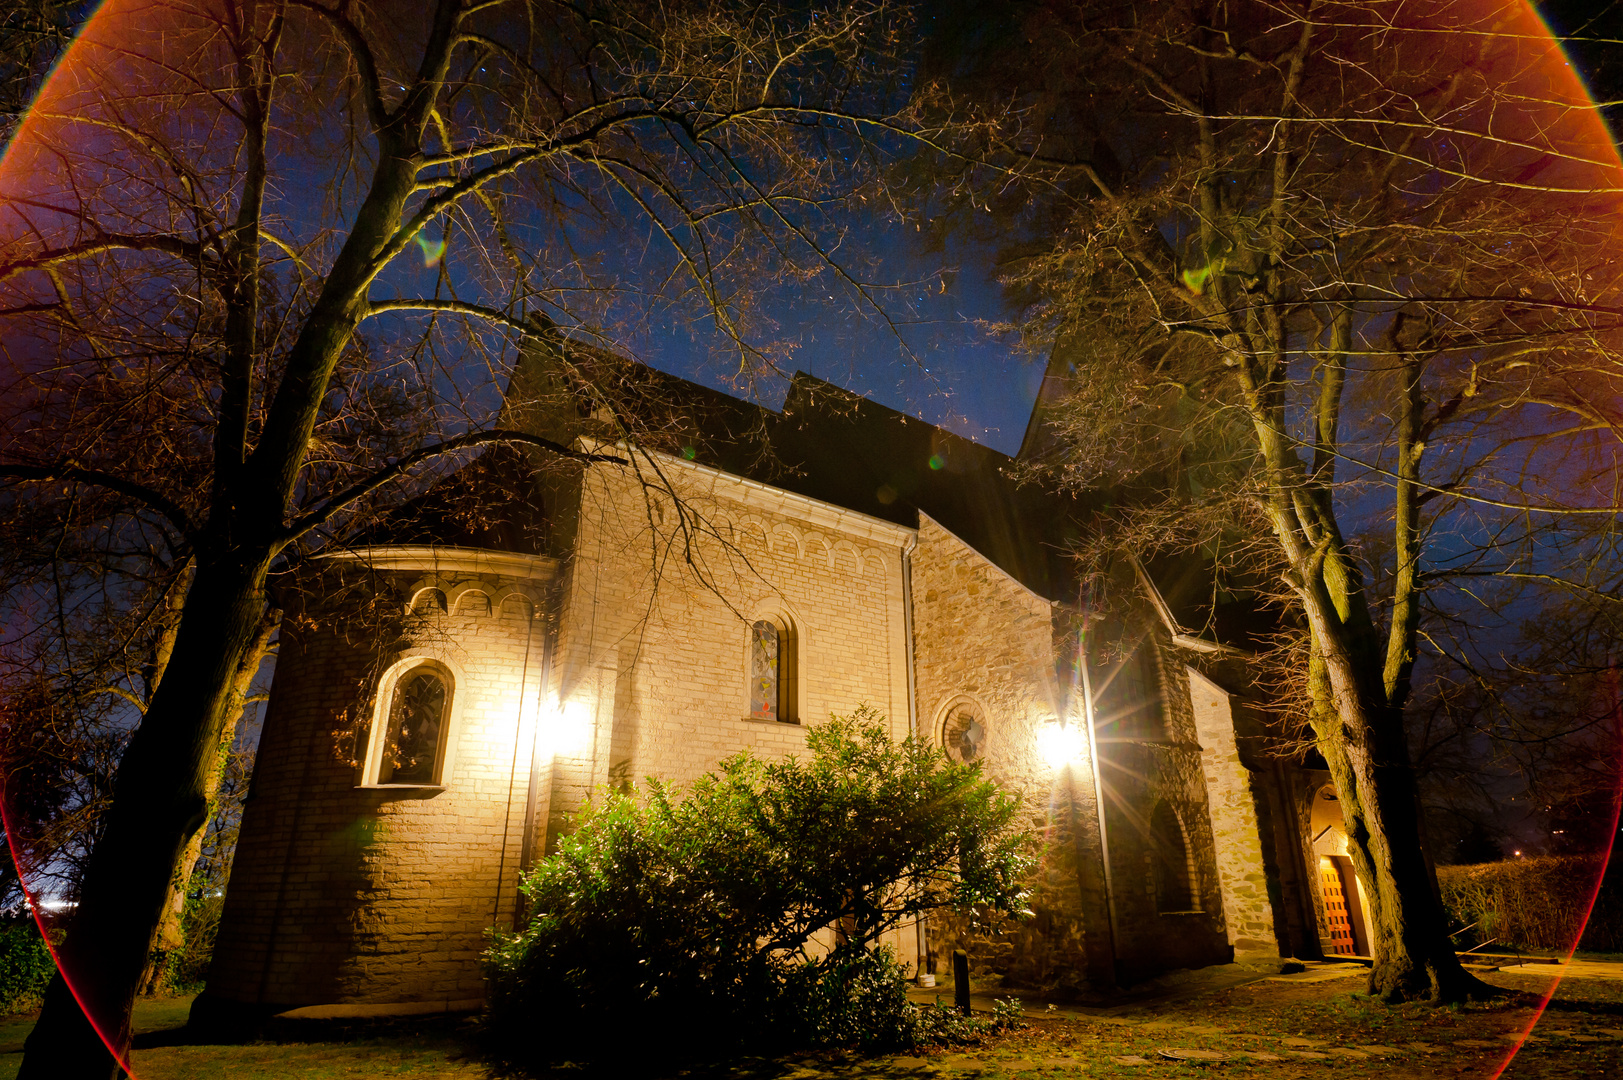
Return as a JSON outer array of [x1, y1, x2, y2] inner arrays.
[[941, 702, 988, 765], [369, 663, 453, 786], [1151, 800, 1199, 913], [747, 616, 798, 723]]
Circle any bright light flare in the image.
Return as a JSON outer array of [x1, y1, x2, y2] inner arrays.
[[538, 697, 594, 760], [1038, 723, 1086, 770]]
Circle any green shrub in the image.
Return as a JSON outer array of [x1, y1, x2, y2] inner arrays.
[[1438, 854, 1623, 952], [0, 919, 56, 1016], [776, 946, 921, 1052], [483, 709, 1030, 1066]]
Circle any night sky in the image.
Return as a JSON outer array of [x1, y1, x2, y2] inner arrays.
[[629, 2, 1623, 461]]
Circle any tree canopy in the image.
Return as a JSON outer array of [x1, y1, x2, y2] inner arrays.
[[921, 0, 1623, 1001], [0, 1, 930, 1073]]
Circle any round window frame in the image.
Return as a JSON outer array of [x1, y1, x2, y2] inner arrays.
[[935, 694, 991, 766]]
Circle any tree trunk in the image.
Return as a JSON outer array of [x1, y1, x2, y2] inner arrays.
[[138, 609, 277, 996], [1303, 614, 1491, 1003], [19, 555, 271, 1079]]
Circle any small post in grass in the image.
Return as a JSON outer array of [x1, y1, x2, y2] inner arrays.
[[953, 949, 970, 1015]]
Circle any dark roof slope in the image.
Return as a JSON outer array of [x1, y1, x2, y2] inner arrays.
[[505, 346, 1109, 599], [356, 443, 548, 555]]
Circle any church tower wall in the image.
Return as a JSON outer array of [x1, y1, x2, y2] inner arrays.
[[204, 552, 556, 1014]]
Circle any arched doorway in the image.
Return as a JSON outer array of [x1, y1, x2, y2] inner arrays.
[[1308, 784, 1372, 957]]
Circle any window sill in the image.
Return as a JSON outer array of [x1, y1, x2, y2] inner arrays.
[[356, 783, 447, 792], [1157, 909, 1206, 917], [740, 716, 801, 726]]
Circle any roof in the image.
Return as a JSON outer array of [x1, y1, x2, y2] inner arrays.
[[370, 333, 1271, 640], [500, 337, 1111, 599], [357, 443, 548, 555]]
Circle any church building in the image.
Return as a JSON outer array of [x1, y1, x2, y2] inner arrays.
[[197, 338, 1373, 1024]]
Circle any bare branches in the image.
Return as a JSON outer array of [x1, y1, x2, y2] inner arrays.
[[0, 233, 210, 284], [0, 464, 195, 539], [281, 427, 623, 543]]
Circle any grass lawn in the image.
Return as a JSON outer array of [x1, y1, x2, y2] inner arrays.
[[2, 967, 1621, 1079]]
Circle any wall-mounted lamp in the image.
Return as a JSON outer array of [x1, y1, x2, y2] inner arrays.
[[1039, 721, 1086, 770]]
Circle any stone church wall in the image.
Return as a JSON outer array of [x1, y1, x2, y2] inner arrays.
[[1105, 652, 1232, 979], [534, 455, 921, 963], [208, 445, 1274, 1013], [909, 520, 1233, 990], [544, 456, 915, 803], [908, 514, 1111, 992]]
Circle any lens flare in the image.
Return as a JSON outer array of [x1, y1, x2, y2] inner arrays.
[[414, 232, 447, 266]]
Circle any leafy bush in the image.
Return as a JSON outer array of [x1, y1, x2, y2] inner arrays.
[[0, 918, 56, 1016], [484, 709, 1030, 1066], [1439, 854, 1623, 952], [776, 945, 921, 1052]]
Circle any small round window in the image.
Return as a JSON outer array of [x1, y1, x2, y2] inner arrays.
[[942, 704, 987, 765]]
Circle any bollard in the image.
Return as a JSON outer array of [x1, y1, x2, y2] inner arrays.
[[953, 949, 970, 1015]]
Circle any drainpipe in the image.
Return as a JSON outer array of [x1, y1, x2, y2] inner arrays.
[[901, 537, 919, 739], [901, 536, 928, 975], [1079, 622, 1121, 978], [515, 579, 559, 928]]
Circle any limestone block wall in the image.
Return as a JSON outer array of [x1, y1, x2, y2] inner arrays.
[[207, 554, 555, 1011], [1185, 666, 1281, 960], [908, 514, 1110, 992], [533, 453, 921, 965], [542, 455, 915, 808]]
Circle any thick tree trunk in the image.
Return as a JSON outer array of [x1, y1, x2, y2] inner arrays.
[[1303, 622, 1492, 1003], [15, 5, 475, 1072], [138, 610, 277, 995], [19, 555, 271, 1079]]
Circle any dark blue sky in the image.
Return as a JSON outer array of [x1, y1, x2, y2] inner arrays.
[[634, 232, 1046, 457]]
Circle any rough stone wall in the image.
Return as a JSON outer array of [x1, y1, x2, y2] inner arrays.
[[547, 456, 914, 797], [211, 445, 1288, 1009], [1101, 644, 1231, 979], [1184, 665, 1281, 960], [538, 455, 920, 960], [211, 451, 922, 1012], [908, 515, 1110, 992], [208, 562, 555, 1011]]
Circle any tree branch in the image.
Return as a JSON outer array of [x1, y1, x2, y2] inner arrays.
[[0, 465, 194, 537], [278, 429, 625, 544]]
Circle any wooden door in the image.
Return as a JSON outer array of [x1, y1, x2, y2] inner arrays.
[[1319, 858, 1357, 956]]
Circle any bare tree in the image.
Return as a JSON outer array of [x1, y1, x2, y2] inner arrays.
[[926, 0, 1623, 1001], [0, 0, 926, 1073]]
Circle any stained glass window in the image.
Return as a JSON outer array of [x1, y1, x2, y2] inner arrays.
[[749, 620, 779, 721], [383, 669, 447, 784]]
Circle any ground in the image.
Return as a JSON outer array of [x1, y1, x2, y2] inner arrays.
[[3, 963, 1621, 1079]]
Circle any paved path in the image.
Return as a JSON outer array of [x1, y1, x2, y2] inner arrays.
[[906, 960, 1370, 1020]]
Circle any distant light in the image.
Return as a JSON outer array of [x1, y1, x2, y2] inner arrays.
[[1039, 723, 1085, 769], [1514, 850, 1524, 857]]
